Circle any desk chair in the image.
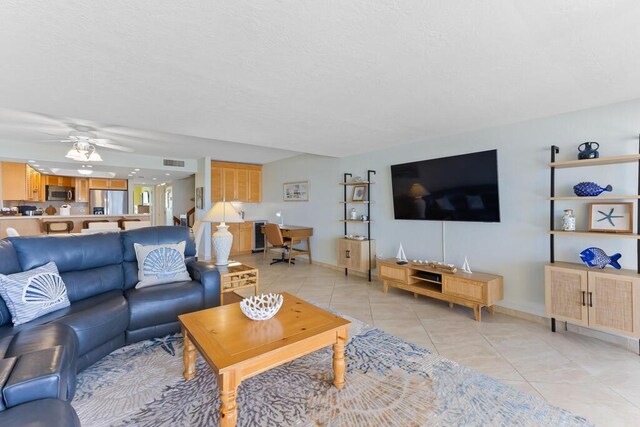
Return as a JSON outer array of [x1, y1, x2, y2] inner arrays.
[[263, 223, 302, 266]]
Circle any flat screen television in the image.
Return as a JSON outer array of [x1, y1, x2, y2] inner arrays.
[[390, 149, 500, 222]]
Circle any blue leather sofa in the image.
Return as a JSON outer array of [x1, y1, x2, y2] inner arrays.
[[0, 226, 220, 426]]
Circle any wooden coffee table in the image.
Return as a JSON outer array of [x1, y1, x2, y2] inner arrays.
[[178, 293, 351, 427]]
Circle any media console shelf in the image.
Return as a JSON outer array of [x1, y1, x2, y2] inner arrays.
[[377, 259, 504, 321]]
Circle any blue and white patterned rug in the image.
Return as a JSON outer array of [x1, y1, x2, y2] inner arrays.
[[72, 314, 592, 426]]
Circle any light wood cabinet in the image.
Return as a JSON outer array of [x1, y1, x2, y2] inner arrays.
[[211, 161, 262, 203], [1, 162, 27, 201], [378, 259, 503, 321], [45, 175, 74, 187], [228, 221, 254, 255], [75, 178, 89, 203], [546, 263, 640, 336], [337, 239, 376, 272], [25, 166, 42, 202], [88, 178, 128, 190]]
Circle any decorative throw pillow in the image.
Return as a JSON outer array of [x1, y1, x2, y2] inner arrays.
[[134, 241, 191, 289], [0, 261, 70, 326]]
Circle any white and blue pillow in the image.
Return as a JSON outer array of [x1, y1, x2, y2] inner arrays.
[[0, 261, 70, 326], [134, 241, 191, 289]]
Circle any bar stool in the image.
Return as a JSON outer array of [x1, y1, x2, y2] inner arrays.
[[82, 219, 109, 229], [43, 221, 74, 234], [118, 218, 140, 230]]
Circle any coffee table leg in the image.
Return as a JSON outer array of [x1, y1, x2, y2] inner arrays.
[[333, 329, 348, 389], [218, 372, 239, 427], [182, 328, 196, 380]]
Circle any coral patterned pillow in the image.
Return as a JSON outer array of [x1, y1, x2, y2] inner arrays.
[[0, 261, 70, 326], [134, 241, 191, 289]]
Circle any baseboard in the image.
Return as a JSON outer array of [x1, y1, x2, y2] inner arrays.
[[312, 260, 374, 280]]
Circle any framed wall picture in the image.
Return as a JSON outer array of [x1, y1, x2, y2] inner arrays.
[[588, 202, 633, 233], [352, 185, 367, 201], [195, 187, 203, 209], [283, 181, 309, 202]]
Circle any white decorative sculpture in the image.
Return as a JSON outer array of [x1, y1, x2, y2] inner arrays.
[[462, 257, 472, 274], [396, 243, 408, 264]]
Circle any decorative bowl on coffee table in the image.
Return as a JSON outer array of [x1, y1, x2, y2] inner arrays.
[[240, 293, 284, 320]]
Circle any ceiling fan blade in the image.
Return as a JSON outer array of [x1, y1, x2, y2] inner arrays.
[[92, 140, 135, 152]]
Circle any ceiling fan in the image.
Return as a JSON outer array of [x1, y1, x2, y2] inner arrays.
[[60, 129, 134, 162]]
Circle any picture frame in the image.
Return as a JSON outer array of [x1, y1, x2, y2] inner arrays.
[[283, 181, 309, 202], [588, 202, 633, 233], [352, 185, 367, 202], [195, 187, 203, 209]]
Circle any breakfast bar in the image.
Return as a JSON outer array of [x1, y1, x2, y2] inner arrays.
[[0, 214, 151, 238]]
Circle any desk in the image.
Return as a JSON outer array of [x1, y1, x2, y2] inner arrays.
[[262, 225, 314, 264]]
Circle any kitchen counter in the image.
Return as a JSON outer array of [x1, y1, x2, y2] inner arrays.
[[0, 214, 151, 238], [1, 214, 151, 220]]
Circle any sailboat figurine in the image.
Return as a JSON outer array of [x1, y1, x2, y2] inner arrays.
[[461, 257, 472, 274], [396, 243, 408, 265]]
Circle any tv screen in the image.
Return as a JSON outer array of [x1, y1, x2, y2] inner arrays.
[[391, 150, 500, 222]]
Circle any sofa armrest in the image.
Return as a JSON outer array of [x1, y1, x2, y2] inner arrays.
[[187, 261, 221, 308], [3, 346, 70, 408], [0, 357, 17, 411]]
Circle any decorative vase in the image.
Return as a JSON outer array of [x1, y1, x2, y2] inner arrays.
[[562, 209, 575, 231], [212, 224, 233, 265], [578, 142, 600, 160]]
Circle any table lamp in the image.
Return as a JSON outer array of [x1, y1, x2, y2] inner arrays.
[[203, 202, 244, 265], [276, 211, 284, 226]]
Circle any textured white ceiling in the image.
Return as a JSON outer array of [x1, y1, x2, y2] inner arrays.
[[1, 1, 640, 158]]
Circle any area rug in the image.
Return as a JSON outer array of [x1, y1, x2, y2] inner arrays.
[[72, 314, 592, 426]]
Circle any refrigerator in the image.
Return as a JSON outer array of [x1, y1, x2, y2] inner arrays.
[[89, 190, 128, 215]]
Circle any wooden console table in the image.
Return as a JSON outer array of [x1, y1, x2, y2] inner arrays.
[[378, 259, 503, 321]]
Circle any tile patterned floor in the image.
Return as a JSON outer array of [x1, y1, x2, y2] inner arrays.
[[232, 253, 640, 426]]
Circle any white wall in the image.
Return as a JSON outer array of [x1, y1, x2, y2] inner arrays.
[[171, 175, 195, 219], [260, 98, 640, 316]]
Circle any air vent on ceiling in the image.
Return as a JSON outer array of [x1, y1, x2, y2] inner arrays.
[[163, 159, 185, 167]]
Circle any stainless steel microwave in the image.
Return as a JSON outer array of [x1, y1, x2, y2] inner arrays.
[[46, 185, 75, 202]]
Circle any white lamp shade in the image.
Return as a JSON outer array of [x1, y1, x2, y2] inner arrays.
[[203, 202, 244, 224]]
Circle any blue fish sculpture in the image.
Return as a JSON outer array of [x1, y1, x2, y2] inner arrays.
[[573, 182, 612, 197], [580, 247, 621, 269]]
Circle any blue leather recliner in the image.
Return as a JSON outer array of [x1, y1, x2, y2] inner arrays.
[[0, 226, 220, 426]]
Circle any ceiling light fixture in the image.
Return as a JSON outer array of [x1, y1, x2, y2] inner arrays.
[[28, 160, 36, 163], [134, 168, 140, 171], [65, 141, 103, 162], [77, 169, 93, 175]]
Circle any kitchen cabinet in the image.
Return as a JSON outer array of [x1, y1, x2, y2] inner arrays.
[[75, 178, 89, 202], [1, 162, 43, 201], [545, 263, 640, 336], [228, 221, 254, 255], [1, 162, 26, 201], [88, 178, 128, 190], [211, 161, 262, 203], [45, 175, 74, 187]]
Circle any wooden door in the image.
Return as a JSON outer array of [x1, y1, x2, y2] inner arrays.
[[228, 223, 240, 254], [25, 166, 38, 201], [75, 178, 89, 202], [236, 169, 248, 201], [109, 179, 128, 190], [587, 271, 640, 336], [248, 170, 261, 202], [544, 265, 588, 326], [239, 222, 253, 252], [211, 166, 223, 202], [223, 168, 237, 201], [89, 178, 110, 189], [1, 162, 27, 201]]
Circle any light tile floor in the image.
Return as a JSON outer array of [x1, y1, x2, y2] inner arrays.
[[232, 253, 640, 426]]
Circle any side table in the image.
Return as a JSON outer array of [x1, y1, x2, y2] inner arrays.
[[218, 262, 259, 305]]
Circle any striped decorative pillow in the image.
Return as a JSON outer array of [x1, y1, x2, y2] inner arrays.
[[0, 261, 70, 326]]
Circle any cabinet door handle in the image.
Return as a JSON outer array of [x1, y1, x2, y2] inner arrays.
[[345, 250, 351, 259], [588, 291, 593, 307], [581, 291, 586, 306]]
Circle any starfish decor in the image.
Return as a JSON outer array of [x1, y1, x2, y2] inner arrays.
[[597, 208, 624, 227]]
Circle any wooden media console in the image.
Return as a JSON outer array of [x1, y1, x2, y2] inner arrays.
[[377, 259, 504, 321]]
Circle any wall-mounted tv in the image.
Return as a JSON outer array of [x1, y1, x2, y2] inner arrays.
[[391, 149, 500, 222]]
